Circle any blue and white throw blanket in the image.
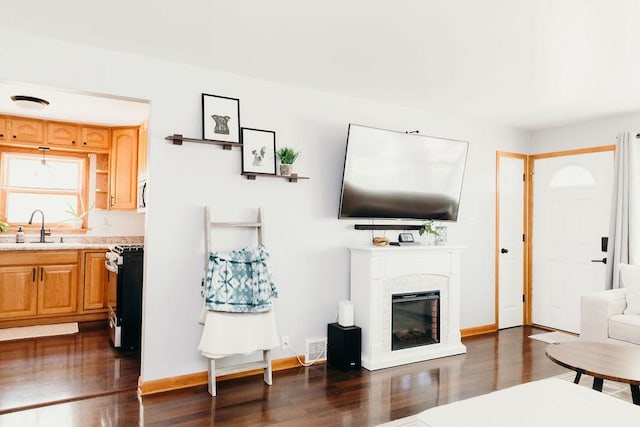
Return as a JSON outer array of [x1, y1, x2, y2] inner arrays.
[[202, 244, 278, 313]]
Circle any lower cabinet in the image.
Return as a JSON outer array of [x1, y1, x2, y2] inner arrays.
[[37, 264, 78, 315], [0, 250, 111, 325], [0, 266, 38, 319], [83, 252, 108, 311], [0, 262, 77, 318]]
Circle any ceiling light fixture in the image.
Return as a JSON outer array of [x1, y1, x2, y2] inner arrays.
[[11, 95, 50, 110]]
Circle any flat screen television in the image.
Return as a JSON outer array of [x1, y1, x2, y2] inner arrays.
[[338, 124, 469, 221]]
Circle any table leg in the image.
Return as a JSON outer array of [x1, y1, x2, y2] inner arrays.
[[573, 371, 582, 384], [592, 377, 603, 392], [631, 385, 640, 405]]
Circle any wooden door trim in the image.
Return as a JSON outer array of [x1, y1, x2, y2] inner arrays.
[[526, 145, 615, 324], [495, 151, 528, 329]]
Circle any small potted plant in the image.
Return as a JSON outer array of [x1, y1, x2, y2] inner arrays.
[[276, 147, 299, 176], [0, 221, 8, 233], [59, 201, 93, 229], [418, 220, 440, 245]]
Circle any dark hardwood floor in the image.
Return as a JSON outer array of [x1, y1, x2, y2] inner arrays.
[[0, 324, 140, 415], [0, 326, 568, 426]]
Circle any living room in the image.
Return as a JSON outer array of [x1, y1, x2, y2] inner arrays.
[[1, 1, 640, 425]]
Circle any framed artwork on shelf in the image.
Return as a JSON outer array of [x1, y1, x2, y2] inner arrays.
[[202, 93, 241, 143], [241, 127, 276, 175]]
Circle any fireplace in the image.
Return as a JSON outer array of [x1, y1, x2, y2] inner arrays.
[[349, 246, 466, 370], [392, 291, 440, 351]]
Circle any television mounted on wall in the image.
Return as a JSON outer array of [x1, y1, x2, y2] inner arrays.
[[338, 124, 469, 221]]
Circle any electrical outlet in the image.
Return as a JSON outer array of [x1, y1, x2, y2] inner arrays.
[[281, 335, 289, 350]]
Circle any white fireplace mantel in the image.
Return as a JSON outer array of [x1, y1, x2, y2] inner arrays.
[[349, 245, 466, 370]]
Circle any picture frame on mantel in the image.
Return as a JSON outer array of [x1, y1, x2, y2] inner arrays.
[[241, 127, 276, 175], [202, 93, 241, 143]]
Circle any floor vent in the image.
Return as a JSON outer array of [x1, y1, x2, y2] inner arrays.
[[305, 337, 327, 362]]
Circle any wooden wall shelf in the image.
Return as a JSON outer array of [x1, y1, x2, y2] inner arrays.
[[165, 134, 242, 150], [354, 224, 422, 231], [242, 173, 309, 183], [167, 133, 310, 182]]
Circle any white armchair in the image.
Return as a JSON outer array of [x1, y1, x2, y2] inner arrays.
[[580, 264, 640, 345]]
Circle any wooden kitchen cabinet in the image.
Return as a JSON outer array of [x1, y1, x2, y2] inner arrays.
[[83, 252, 108, 310], [0, 116, 8, 140], [0, 266, 38, 319], [80, 126, 110, 150], [137, 120, 148, 178], [10, 117, 45, 144], [0, 251, 79, 322], [110, 127, 138, 210], [47, 121, 79, 147], [37, 264, 78, 315]]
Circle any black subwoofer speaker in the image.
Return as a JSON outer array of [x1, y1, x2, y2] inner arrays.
[[327, 323, 361, 370]]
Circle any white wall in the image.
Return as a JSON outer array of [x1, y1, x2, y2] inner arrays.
[[86, 210, 144, 236], [530, 111, 640, 153], [1, 29, 529, 382]]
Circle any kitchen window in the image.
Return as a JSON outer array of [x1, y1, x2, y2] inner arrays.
[[0, 147, 89, 229]]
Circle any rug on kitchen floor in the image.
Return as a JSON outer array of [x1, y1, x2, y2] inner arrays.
[[528, 331, 579, 344], [0, 322, 78, 342]]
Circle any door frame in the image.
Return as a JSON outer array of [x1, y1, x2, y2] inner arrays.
[[525, 145, 616, 326], [495, 151, 529, 328]]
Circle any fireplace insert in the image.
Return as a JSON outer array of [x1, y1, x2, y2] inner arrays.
[[391, 291, 440, 351]]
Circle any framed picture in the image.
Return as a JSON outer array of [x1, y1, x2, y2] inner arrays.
[[241, 128, 276, 175], [202, 93, 241, 143]]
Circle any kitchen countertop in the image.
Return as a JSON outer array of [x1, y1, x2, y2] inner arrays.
[[0, 236, 143, 251]]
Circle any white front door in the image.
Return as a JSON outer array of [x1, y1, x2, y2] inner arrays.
[[497, 154, 526, 329], [531, 149, 614, 333]]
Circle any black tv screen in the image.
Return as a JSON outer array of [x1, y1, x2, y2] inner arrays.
[[338, 124, 468, 221]]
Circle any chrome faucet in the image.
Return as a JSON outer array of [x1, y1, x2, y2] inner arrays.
[[28, 209, 51, 243]]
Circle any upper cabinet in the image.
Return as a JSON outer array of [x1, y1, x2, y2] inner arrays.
[[0, 117, 7, 140], [81, 126, 110, 150], [110, 127, 138, 210], [46, 123, 109, 151], [10, 117, 45, 144], [47, 121, 79, 147], [0, 115, 142, 212], [137, 120, 148, 178]]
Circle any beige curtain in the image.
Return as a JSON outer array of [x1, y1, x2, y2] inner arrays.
[[606, 132, 640, 288]]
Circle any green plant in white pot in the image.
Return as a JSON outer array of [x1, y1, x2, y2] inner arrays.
[[418, 220, 440, 245], [276, 147, 299, 176], [58, 201, 93, 229]]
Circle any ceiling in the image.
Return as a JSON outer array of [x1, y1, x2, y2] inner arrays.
[[0, 81, 149, 126], [3, 0, 640, 130]]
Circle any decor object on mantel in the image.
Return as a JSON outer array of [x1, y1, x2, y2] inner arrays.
[[372, 236, 389, 246], [276, 147, 299, 176], [0, 221, 8, 232], [419, 220, 442, 245]]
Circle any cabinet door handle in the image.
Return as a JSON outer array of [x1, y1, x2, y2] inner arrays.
[[32, 267, 36, 282]]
